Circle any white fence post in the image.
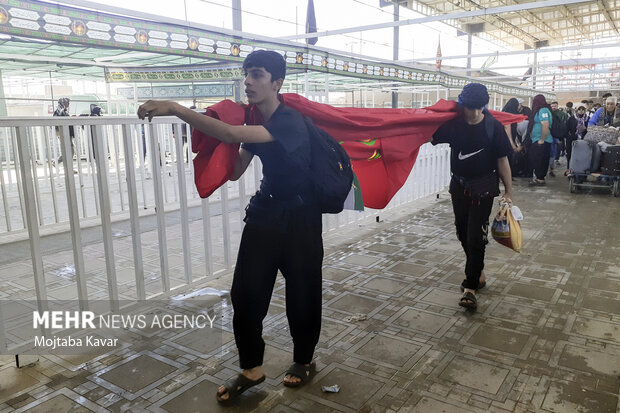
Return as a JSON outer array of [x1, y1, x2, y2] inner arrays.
[[14, 126, 48, 312], [122, 124, 146, 301], [147, 123, 170, 294], [93, 124, 120, 310], [60, 125, 89, 309], [174, 123, 193, 285]]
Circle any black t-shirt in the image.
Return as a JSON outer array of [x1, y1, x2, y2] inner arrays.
[[241, 104, 319, 230], [432, 114, 511, 179]]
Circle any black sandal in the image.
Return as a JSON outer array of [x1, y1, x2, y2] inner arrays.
[[459, 291, 477, 310], [283, 361, 316, 388], [216, 373, 265, 404], [460, 280, 486, 293]]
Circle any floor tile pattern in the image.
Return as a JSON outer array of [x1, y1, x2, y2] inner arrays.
[[0, 174, 619, 412]]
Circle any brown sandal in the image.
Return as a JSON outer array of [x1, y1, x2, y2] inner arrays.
[[459, 291, 477, 310]]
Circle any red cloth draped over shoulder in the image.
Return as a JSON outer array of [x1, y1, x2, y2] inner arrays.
[[190, 93, 526, 209]]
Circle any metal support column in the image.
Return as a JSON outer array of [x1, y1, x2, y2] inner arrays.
[[533, 50, 538, 89], [106, 82, 112, 115], [324, 74, 329, 103], [133, 83, 138, 112], [233, 0, 243, 102], [467, 33, 472, 77], [0, 70, 6, 117], [391, 3, 399, 109]]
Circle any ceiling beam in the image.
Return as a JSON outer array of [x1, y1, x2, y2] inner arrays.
[[280, 0, 593, 41], [445, 56, 620, 72], [454, 0, 546, 44], [474, 68, 620, 81], [0, 53, 108, 67], [597, 0, 620, 34], [408, 39, 620, 61], [560, 5, 590, 38]]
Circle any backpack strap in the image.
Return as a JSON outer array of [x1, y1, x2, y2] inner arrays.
[[483, 109, 495, 145]]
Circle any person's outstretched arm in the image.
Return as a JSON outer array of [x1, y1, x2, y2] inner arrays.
[[137, 100, 274, 144]]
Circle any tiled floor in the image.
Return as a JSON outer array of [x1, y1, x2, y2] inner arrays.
[[0, 171, 619, 412]]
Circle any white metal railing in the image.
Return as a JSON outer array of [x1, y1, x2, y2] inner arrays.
[[0, 115, 450, 309]]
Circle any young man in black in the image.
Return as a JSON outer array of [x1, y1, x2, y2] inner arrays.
[[431, 83, 513, 310], [138, 50, 322, 402]]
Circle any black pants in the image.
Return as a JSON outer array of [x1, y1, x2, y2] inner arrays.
[[450, 182, 494, 290], [231, 222, 323, 370], [522, 139, 534, 178], [510, 150, 528, 177], [558, 138, 566, 157], [531, 141, 551, 180]]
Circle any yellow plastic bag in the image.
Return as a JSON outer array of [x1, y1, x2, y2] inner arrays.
[[491, 200, 522, 252]]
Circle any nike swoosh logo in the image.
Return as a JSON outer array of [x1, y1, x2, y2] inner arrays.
[[458, 148, 484, 160]]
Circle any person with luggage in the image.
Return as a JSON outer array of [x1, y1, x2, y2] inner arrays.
[[565, 105, 588, 175], [431, 83, 513, 311], [588, 96, 620, 127], [138, 50, 324, 402], [526, 95, 553, 186]]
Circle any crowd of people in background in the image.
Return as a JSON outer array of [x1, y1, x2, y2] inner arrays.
[[502, 92, 619, 184]]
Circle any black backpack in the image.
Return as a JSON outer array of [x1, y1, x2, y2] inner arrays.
[[550, 111, 568, 138], [302, 117, 354, 214]]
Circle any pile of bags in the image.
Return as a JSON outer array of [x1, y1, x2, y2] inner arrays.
[[570, 126, 620, 175]]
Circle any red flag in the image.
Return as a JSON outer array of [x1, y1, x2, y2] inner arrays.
[[191, 100, 244, 198], [435, 38, 442, 70], [191, 94, 526, 209]]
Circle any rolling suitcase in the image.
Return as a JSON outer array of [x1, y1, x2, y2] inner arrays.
[[570, 140, 594, 173], [601, 145, 620, 176]]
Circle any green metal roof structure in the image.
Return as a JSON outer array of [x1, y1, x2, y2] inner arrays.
[[0, 0, 556, 98]]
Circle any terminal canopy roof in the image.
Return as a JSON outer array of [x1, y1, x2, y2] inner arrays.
[[0, 0, 618, 94]]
